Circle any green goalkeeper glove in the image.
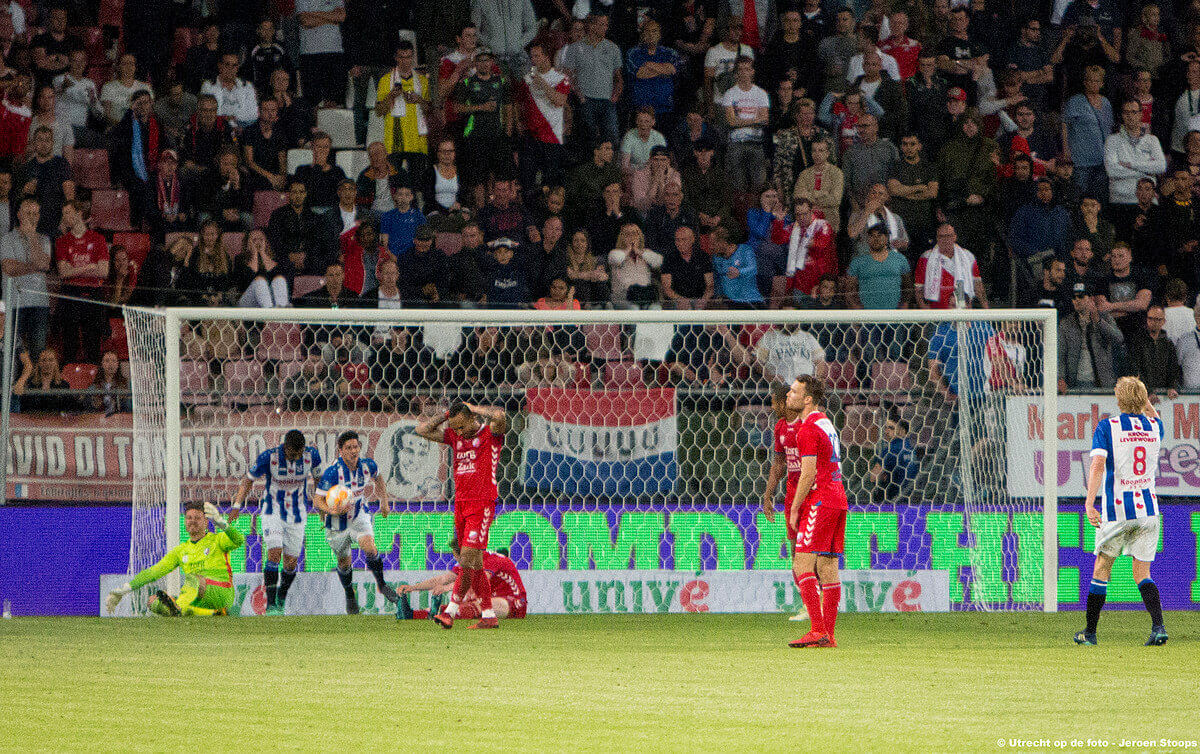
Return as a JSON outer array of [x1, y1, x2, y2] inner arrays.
[[204, 502, 229, 531], [106, 582, 131, 614]]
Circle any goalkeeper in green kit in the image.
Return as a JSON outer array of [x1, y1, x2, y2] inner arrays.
[[106, 501, 245, 616]]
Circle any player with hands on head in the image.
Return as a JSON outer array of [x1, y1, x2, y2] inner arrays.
[[231, 429, 321, 615], [314, 430, 398, 614], [416, 402, 508, 629], [1076, 376, 1168, 647], [106, 501, 245, 616]]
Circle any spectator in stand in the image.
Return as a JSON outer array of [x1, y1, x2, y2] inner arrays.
[[242, 97, 288, 192], [565, 229, 609, 307], [937, 111, 998, 274], [452, 48, 513, 201], [343, 0, 405, 146], [738, 305, 828, 385], [182, 94, 237, 184], [1098, 241, 1155, 341], [1, 197, 51, 355], [100, 54, 151, 130], [816, 9, 857, 95], [471, 0, 537, 75], [152, 149, 190, 233], [13, 348, 78, 414], [379, 184, 426, 259], [420, 139, 467, 229], [29, 84, 71, 162], [910, 55, 951, 154], [283, 347, 337, 411], [870, 414, 918, 503], [0, 73, 33, 161], [520, 43, 570, 204], [1058, 281, 1123, 392], [661, 225, 714, 309], [1062, 65, 1113, 202], [887, 133, 939, 254], [182, 23, 222, 93], [477, 177, 534, 244], [268, 178, 329, 275], [670, 102, 716, 169], [1000, 102, 1060, 174], [682, 135, 734, 235], [761, 8, 816, 91], [108, 89, 161, 231], [53, 50, 102, 148], [15, 125, 73, 237], [1062, 237, 1105, 295], [90, 350, 130, 415], [437, 24, 483, 130], [819, 88, 880, 156], [198, 146, 253, 231], [30, 7, 74, 88], [54, 201, 109, 364], [567, 138, 621, 228], [627, 19, 682, 131], [997, 153, 1038, 227], [1020, 257, 1071, 315], [181, 220, 233, 306], [294, 132, 346, 211], [792, 138, 843, 233], [879, 10, 921, 82], [627, 145, 681, 215], [234, 228, 290, 308], [267, 69, 315, 149], [296, 0, 348, 109], [1159, 169, 1200, 287], [846, 22, 900, 84], [201, 52, 259, 129], [588, 180, 636, 260], [479, 237, 530, 309], [1174, 303, 1200, 388], [848, 223, 912, 356], [153, 78, 197, 148], [853, 52, 907, 143], [1169, 131, 1200, 198], [1005, 18, 1052, 112], [915, 223, 988, 309], [327, 178, 372, 239], [1162, 278, 1194, 341], [524, 215, 569, 301], [105, 244, 139, 308], [770, 196, 835, 303], [772, 98, 831, 198], [1074, 194, 1116, 263], [361, 256, 403, 340], [396, 226, 448, 306], [1130, 305, 1181, 399], [374, 41, 429, 176], [298, 263, 358, 312], [357, 141, 405, 213], [340, 218, 388, 296], [246, 19, 289, 96], [721, 56, 770, 194], [935, 7, 987, 102], [1104, 99, 1167, 231], [1171, 61, 1200, 155], [607, 222, 662, 309], [562, 14, 624, 149], [620, 106, 667, 174], [711, 225, 763, 308], [1008, 179, 1074, 291]]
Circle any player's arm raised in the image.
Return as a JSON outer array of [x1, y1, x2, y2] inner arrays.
[[206, 502, 246, 549], [415, 412, 451, 443], [763, 452, 786, 522], [789, 456, 817, 531], [467, 403, 508, 434]]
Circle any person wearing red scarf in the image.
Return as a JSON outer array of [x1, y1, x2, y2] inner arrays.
[[111, 88, 162, 230], [0, 72, 32, 160]]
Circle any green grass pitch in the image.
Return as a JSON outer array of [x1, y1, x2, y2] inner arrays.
[[2, 612, 1198, 752]]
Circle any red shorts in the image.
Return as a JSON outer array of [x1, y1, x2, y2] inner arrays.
[[455, 502, 495, 550], [794, 501, 847, 555], [785, 500, 799, 543]]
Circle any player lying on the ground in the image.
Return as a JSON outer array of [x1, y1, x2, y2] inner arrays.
[[1076, 376, 1169, 647], [415, 402, 508, 629], [314, 430, 399, 614], [396, 539, 527, 620], [762, 382, 808, 624], [784, 375, 847, 649], [231, 429, 322, 615], [106, 501, 246, 616]]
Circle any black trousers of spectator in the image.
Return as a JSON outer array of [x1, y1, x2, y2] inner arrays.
[[58, 285, 107, 365], [519, 137, 566, 202], [301, 52, 347, 105]]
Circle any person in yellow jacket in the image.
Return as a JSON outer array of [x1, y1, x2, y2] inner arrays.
[[375, 40, 429, 176]]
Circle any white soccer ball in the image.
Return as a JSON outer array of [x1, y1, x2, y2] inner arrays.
[[325, 484, 352, 513]]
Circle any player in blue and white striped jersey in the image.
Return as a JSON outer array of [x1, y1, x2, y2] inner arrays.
[[314, 429, 398, 614], [231, 429, 321, 616], [1076, 376, 1169, 646]]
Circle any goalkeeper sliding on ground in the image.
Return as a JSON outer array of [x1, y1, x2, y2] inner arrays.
[[106, 501, 245, 616]]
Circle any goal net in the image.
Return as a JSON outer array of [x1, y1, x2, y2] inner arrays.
[[122, 306, 1058, 613]]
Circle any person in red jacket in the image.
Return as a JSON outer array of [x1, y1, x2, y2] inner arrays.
[[770, 196, 836, 301], [54, 200, 109, 364], [0, 72, 32, 160]]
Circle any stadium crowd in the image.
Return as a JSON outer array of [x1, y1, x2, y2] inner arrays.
[[5, 0, 1200, 415]]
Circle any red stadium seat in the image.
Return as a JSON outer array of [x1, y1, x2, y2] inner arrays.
[[570, 362, 592, 390], [61, 363, 98, 390], [98, 0, 124, 27], [584, 324, 626, 362], [90, 189, 132, 231], [256, 322, 304, 361], [603, 361, 644, 389], [221, 232, 245, 260], [221, 360, 267, 406], [338, 362, 372, 409], [826, 360, 859, 391], [111, 232, 150, 267], [253, 190, 286, 228], [100, 317, 128, 360], [70, 148, 110, 190], [179, 361, 214, 405]]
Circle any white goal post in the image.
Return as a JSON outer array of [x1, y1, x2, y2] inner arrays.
[[123, 305, 1058, 613]]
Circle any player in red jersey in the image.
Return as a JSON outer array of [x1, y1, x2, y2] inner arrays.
[[399, 538, 528, 620], [416, 401, 508, 629], [785, 375, 848, 648], [762, 384, 809, 623]]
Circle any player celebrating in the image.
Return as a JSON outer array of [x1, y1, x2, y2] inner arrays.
[[398, 537, 527, 621], [315, 430, 399, 614], [785, 375, 847, 648], [762, 383, 808, 623], [416, 402, 508, 629], [1075, 376, 1169, 647], [230, 429, 321, 616], [106, 502, 245, 616]]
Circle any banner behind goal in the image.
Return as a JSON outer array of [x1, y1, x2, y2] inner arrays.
[[123, 306, 1058, 612]]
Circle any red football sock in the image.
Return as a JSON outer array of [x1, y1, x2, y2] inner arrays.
[[821, 582, 841, 638], [796, 572, 825, 634], [471, 569, 493, 613], [452, 569, 470, 602], [457, 602, 481, 620]]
